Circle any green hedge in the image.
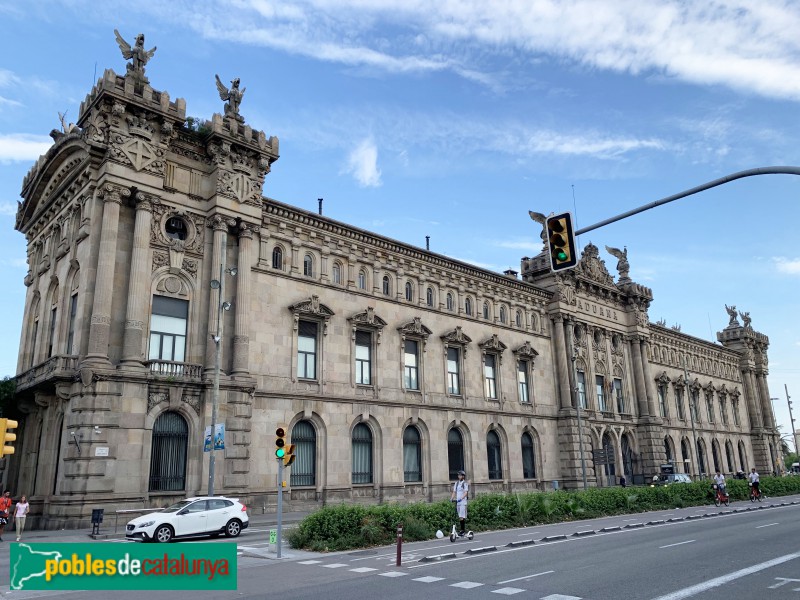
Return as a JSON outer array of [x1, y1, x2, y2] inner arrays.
[[286, 476, 800, 552]]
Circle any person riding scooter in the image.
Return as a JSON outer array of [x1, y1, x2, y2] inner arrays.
[[450, 470, 469, 536]]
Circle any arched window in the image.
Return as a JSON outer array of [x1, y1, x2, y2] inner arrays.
[[515, 311, 522, 327], [499, 306, 506, 324], [149, 411, 188, 492], [738, 441, 746, 472], [521, 432, 536, 479], [448, 428, 464, 481], [426, 287, 434, 307], [405, 281, 413, 301], [483, 302, 490, 319], [697, 440, 707, 476], [272, 246, 283, 270], [681, 439, 691, 473], [332, 263, 342, 285], [403, 426, 422, 482], [712, 441, 720, 472], [290, 421, 316, 487], [358, 269, 367, 290], [382, 275, 391, 296], [303, 254, 314, 277], [665, 437, 673, 464], [446, 292, 454, 311], [465, 297, 472, 316], [351, 423, 373, 484], [487, 430, 503, 480], [726, 441, 735, 473]]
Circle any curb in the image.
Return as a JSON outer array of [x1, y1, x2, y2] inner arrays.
[[419, 553, 457, 562], [506, 539, 535, 548], [465, 546, 497, 555]]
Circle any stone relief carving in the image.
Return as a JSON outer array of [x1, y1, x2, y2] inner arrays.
[[479, 334, 507, 356], [513, 341, 538, 361], [289, 295, 335, 335], [148, 391, 168, 413], [181, 394, 202, 415], [573, 243, 615, 286]]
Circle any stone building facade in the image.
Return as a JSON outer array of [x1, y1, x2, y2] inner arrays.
[[8, 44, 781, 528]]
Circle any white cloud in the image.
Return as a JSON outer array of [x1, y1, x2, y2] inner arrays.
[[344, 138, 382, 187], [773, 257, 800, 275], [0, 134, 52, 163], [0, 202, 18, 216], [127, 0, 800, 100], [494, 239, 542, 254]]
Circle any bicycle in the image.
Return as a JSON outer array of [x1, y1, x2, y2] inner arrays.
[[749, 482, 762, 502], [712, 484, 730, 507]]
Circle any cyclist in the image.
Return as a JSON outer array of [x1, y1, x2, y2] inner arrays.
[[450, 470, 469, 536], [748, 468, 760, 498], [713, 470, 727, 495]]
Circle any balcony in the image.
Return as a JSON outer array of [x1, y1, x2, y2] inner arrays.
[[15, 354, 80, 393], [145, 360, 203, 382]]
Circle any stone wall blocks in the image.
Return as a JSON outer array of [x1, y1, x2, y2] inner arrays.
[[226, 417, 252, 431]]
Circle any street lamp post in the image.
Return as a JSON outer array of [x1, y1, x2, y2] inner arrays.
[[682, 356, 700, 479], [787, 384, 798, 456], [208, 259, 237, 497]]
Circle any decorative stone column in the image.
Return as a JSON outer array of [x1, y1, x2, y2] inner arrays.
[[640, 339, 659, 418], [742, 368, 763, 430], [84, 183, 129, 365], [205, 215, 232, 374], [627, 336, 649, 417], [232, 221, 257, 376], [551, 314, 572, 409], [121, 192, 158, 367]]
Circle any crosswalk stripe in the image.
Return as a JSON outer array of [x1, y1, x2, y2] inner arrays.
[[379, 572, 408, 578], [540, 595, 582, 600], [322, 563, 349, 569], [350, 567, 378, 573], [451, 582, 483, 589], [298, 560, 322, 565], [413, 576, 445, 583], [492, 588, 526, 595]]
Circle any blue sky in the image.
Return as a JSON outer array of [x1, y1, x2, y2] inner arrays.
[[1, 1, 799, 449]]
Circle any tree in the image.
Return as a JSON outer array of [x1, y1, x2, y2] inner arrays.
[[0, 376, 17, 420]]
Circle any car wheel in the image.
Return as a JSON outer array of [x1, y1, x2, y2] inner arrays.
[[154, 524, 174, 543], [225, 519, 242, 538]]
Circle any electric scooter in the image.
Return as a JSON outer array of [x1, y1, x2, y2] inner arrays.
[[449, 499, 474, 542]]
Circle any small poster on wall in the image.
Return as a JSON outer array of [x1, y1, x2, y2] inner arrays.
[[203, 423, 225, 452]]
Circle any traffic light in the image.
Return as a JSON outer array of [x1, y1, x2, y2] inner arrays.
[[545, 212, 578, 272], [283, 444, 296, 467], [275, 425, 287, 459], [0, 419, 18, 457]]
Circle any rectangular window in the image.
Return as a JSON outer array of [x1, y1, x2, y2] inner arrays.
[[658, 384, 667, 417], [48, 307, 57, 358], [66, 294, 77, 354], [691, 390, 700, 422], [733, 400, 741, 426], [447, 347, 460, 395], [705, 395, 714, 422], [148, 296, 189, 362], [297, 320, 318, 379], [614, 378, 625, 413], [30, 319, 39, 368], [484, 354, 498, 399], [720, 400, 728, 425], [355, 330, 371, 385], [596, 375, 606, 412], [403, 339, 419, 390], [517, 361, 530, 403], [676, 388, 686, 420], [577, 371, 587, 409]]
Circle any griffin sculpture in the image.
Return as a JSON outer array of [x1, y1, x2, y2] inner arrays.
[[114, 30, 156, 83]]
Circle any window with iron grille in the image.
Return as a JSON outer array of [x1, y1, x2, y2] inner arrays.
[[487, 430, 503, 480], [290, 420, 316, 486], [448, 428, 464, 480], [521, 432, 536, 479], [403, 426, 422, 482], [297, 320, 318, 379], [351, 423, 373, 484], [355, 330, 371, 385], [149, 411, 188, 492], [404, 339, 419, 390]]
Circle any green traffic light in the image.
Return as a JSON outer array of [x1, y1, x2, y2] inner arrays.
[[556, 250, 568, 261], [276, 448, 285, 458]]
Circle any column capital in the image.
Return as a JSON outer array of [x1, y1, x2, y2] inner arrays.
[[134, 191, 160, 212], [207, 214, 236, 232], [99, 183, 130, 204], [238, 221, 259, 240]]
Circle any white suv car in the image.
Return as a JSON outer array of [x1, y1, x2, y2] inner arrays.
[[126, 496, 249, 543]]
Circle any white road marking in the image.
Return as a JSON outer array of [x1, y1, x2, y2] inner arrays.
[[298, 560, 322, 565], [498, 570, 555, 584], [492, 587, 526, 595], [451, 581, 483, 589], [322, 563, 349, 569], [517, 531, 541, 536], [768, 578, 800, 589], [659, 540, 695, 549], [379, 571, 407, 578], [350, 567, 378, 573], [755, 522, 779, 529], [650, 551, 800, 600], [413, 576, 445, 583], [540, 595, 582, 600]]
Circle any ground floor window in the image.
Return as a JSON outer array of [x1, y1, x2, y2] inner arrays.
[[149, 411, 188, 492]]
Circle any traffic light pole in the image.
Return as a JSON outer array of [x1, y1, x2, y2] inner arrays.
[[276, 457, 283, 559]]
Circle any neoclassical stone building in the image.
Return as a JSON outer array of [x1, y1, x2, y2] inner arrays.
[[8, 39, 781, 528]]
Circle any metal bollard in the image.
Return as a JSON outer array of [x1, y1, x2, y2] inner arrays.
[[396, 523, 403, 566]]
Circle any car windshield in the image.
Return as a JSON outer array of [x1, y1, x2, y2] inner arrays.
[[161, 500, 194, 513]]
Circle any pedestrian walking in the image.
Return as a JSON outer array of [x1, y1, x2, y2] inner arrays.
[[0, 491, 12, 541], [13, 495, 29, 542]]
